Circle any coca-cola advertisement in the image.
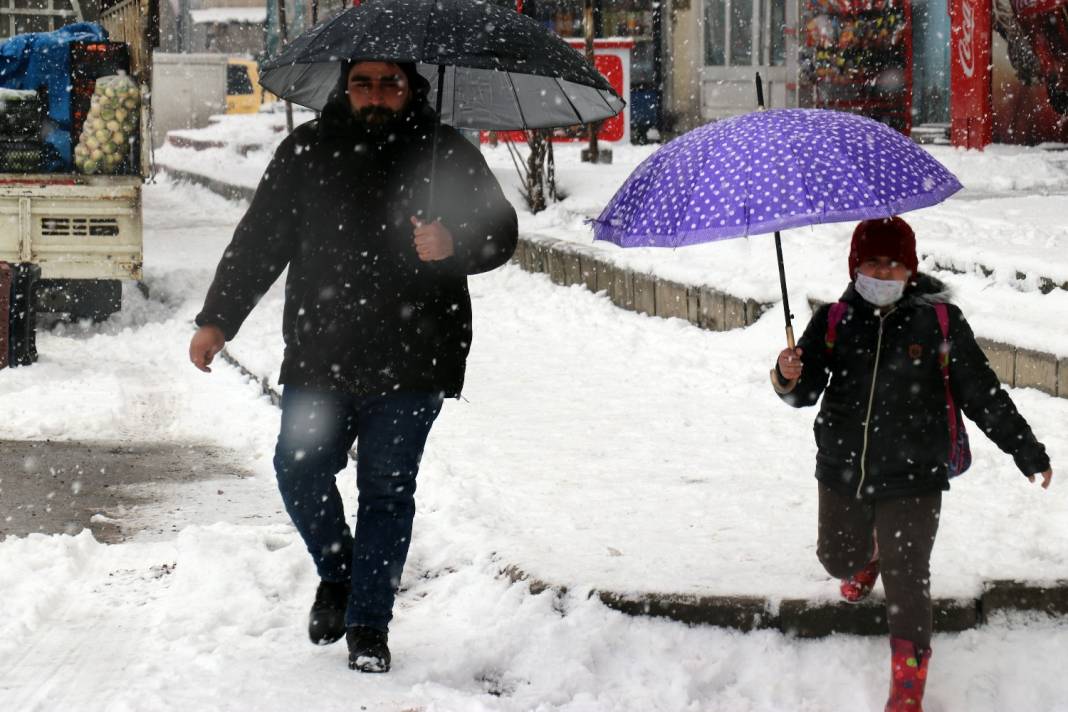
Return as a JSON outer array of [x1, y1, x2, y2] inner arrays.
[[991, 0, 1068, 142]]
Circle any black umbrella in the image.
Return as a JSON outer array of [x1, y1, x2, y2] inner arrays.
[[259, 0, 625, 130]]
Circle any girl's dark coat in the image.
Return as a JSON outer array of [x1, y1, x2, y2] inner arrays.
[[778, 274, 1049, 499]]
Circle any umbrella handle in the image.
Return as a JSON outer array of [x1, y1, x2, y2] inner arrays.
[[769, 325, 798, 393], [755, 72, 765, 109]]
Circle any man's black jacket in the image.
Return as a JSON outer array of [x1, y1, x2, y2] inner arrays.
[[196, 99, 518, 398], [777, 274, 1049, 500]]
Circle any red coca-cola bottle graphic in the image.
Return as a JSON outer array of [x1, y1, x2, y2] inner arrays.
[[1012, 0, 1068, 113]]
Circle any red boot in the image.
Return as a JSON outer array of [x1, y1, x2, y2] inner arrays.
[[885, 637, 931, 712], [839, 555, 880, 603]]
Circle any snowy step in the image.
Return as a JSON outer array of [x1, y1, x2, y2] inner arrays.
[[507, 564, 1068, 637]]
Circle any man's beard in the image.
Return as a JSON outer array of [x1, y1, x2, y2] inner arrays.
[[354, 105, 406, 136]]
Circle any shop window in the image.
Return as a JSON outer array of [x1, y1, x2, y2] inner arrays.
[[705, 0, 788, 67], [704, 0, 727, 65], [731, 0, 754, 64]]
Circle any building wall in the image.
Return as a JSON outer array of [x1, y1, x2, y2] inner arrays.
[[191, 21, 263, 55], [664, 0, 703, 133], [150, 52, 227, 146]]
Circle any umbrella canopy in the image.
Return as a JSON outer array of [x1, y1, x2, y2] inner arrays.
[[591, 109, 962, 248], [259, 0, 625, 130]]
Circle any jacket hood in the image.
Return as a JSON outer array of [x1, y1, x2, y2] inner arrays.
[[903, 272, 953, 307]]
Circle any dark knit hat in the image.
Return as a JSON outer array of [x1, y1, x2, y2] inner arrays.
[[848, 216, 918, 279]]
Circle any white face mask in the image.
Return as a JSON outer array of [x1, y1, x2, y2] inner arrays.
[[854, 272, 907, 306]]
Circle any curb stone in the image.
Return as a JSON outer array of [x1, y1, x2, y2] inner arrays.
[[504, 565, 1067, 637]]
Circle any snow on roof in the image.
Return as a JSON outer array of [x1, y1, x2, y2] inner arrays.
[[189, 7, 267, 25]]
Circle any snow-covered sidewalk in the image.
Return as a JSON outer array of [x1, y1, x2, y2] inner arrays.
[[1, 140, 1067, 709], [151, 116, 1068, 602]]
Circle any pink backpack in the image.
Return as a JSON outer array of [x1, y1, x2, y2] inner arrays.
[[825, 302, 972, 478]]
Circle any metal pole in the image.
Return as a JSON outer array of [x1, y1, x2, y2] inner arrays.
[[582, 0, 599, 163], [279, 0, 295, 133]]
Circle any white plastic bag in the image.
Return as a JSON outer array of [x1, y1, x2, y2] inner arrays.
[[73, 73, 141, 175]]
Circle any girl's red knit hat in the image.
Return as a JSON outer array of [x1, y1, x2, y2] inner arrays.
[[848, 216, 917, 279]]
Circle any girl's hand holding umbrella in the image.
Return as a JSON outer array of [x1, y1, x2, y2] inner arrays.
[[777, 347, 804, 382]]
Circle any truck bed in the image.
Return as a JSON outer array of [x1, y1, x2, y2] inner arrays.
[[0, 174, 142, 280]]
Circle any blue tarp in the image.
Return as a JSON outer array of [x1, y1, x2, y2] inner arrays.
[[0, 23, 109, 171]]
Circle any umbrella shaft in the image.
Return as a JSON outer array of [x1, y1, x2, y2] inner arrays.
[[774, 231, 793, 334], [427, 64, 446, 219]]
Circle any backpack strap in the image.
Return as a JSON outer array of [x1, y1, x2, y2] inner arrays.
[[824, 301, 848, 354], [935, 303, 969, 473], [934, 302, 951, 369]]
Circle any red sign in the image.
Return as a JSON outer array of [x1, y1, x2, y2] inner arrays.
[[949, 0, 992, 148], [486, 52, 628, 143]]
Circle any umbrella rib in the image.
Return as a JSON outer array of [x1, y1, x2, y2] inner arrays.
[[448, 65, 457, 125], [504, 71, 531, 130], [591, 84, 620, 120], [290, 61, 330, 109], [551, 76, 586, 126], [826, 125, 891, 217], [779, 127, 821, 220], [676, 139, 727, 247], [739, 145, 756, 239]]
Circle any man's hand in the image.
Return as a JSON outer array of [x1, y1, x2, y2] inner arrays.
[[1027, 468, 1053, 489], [411, 216, 455, 262], [777, 347, 804, 382], [189, 324, 226, 373]]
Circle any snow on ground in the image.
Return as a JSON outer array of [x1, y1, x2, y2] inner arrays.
[[227, 225, 1068, 603], [157, 113, 1068, 356], [2, 147, 1067, 709]]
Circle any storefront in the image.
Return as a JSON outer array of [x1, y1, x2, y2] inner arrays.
[[518, 0, 664, 140], [950, 0, 1068, 147], [683, 0, 1065, 145], [698, 0, 795, 118]]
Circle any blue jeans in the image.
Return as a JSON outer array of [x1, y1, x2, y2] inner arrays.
[[273, 386, 444, 631]]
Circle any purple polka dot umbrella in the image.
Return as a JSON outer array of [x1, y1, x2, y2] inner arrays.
[[590, 106, 962, 349]]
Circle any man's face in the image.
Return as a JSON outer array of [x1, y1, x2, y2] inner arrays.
[[346, 62, 411, 124]]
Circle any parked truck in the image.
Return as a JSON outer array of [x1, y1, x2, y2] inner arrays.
[[0, 0, 159, 338]]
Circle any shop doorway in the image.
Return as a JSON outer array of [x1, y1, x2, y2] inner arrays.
[[702, 0, 792, 119]]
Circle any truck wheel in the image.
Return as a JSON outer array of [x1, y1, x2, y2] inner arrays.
[[35, 279, 122, 322]]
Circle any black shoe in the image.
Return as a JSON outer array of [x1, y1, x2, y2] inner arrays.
[[308, 580, 349, 645], [346, 625, 391, 673]]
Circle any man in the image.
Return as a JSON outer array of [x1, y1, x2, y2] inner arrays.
[[189, 60, 518, 672]]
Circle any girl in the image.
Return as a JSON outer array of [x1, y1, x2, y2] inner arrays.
[[772, 216, 1053, 711]]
